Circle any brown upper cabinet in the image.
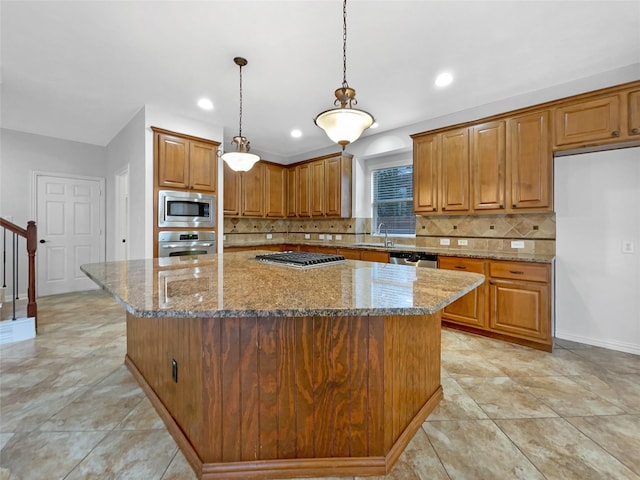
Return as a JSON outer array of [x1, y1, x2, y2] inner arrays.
[[289, 153, 352, 218], [553, 94, 622, 147], [240, 162, 265, 217], [286, 167, 298, 217], [413, 134, 439, 213], [629, 89, 640, 137], [553, 83, 640, 149], [223, 162, 241, 216], [471, 121, 506, 212], [507, 110, 552, 211], [441, 128, 471, 213], [264, 163, 287, 218], [154, 128, 218, 193]]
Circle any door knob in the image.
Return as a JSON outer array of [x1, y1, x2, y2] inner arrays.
[[39, 239, 46, 244], [122, 239, 126, 243]]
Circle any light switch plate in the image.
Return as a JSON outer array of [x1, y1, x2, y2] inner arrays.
[[511, 240, 525, 249], [266, 233, 273, 239], [223, 235, 226, 241], [335, 234, 342, 240], [457, 239, 468, 246], [319, 234, 325, 240], [440, 238, 451, 246], [304, 234, 310, 240], [622, 240, 635, 254]]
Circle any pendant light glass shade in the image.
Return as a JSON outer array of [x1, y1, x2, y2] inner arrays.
[[314, 0, 374, 147], [221, 135, 260, 172], [315, 105, 374, 146], [222, 57, 260, 172]]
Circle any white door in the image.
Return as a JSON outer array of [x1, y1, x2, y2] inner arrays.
[[114, 166, 130, 261], [36, 174, 104, 296]]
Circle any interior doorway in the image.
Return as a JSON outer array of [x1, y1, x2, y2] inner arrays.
[[35, 173, 105, 296]]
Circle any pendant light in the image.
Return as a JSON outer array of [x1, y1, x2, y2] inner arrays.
[[314, 0, 374, 148], [221, 57, 260, 172]]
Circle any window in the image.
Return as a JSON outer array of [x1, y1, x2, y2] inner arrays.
[[371, 165, 415, 235]]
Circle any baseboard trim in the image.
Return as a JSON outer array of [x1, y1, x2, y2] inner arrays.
[[555, 331, 640, 355]]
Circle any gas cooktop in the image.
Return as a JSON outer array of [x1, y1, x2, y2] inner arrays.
[[254, 251, 346, 268]]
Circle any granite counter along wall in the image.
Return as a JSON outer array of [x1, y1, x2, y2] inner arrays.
[[223, 213, 556, 256]]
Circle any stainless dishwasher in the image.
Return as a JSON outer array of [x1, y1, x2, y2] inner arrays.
[[389, 251, 438, 268]]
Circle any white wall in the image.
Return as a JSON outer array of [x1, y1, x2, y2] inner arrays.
[[144, 106, 224, 257], [0, 129, 107, 293], [555, 147, 640, 354], [105, 108, 146, 260]]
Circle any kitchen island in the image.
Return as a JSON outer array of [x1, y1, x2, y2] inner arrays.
[[81, 251, 483, 479]]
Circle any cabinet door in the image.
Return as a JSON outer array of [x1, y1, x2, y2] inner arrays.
[[440, 128, 470, 213], [508, 110, 552, 211], [265, 163, 287, 218], [158, 133, 189, 189], [223, 162, 241, 216], [361, 250, 389, 263], [287, 167, 298, 217], [554, 94, 621, 146], [439, 256, 486, 328], [628, 89, 640, 137], [488, 279, 550, 342], [310, 160, 325, 217], [297, 163, 311, 217], [188, 141, 217, 192], [241, 163, 265, 217], [413, 135, 439, 214], [325, 156, 349, 217], [471, 121, 505, 211], [336, 248, 361, 260]]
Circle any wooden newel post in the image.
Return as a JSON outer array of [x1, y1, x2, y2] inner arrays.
[[26, 220, 37, 329]]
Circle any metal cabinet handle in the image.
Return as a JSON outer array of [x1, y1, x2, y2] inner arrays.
[[432, 207, 437, 211], [632, 128, 639, 134], [512, 204, 517, 208], [611, 130, 620, 137], [455, 265, 467, 270], [509, 270, 524, 274]]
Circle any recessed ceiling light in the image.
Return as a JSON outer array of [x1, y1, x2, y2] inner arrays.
[[435, 72, 453, 87], [370, 122, 379, 129], [197, 98, 213, 110], [291, 129, 302, 138]]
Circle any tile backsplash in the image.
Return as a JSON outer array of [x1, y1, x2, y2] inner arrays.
[[224, 213, 555, 255]]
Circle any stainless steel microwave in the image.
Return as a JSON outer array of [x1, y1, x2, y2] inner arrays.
[[158, 190, 216, 228]]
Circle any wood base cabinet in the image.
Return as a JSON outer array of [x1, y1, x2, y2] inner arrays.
[[439, 256, 553, 351], [439, 257, 486, 328]]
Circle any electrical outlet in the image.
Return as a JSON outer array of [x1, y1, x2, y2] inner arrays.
[[335, 234, 342, 240], [304, 234, 310, 240], [223, 235, 226, 241], [457, 239, 468, 246], [319, 234, 325, 240], [266, 233, 273, 240], [622, 240, 635, 254], [326, 234, 332, 240], [440, 238, 451, 246], [511, 240, 525, 249]]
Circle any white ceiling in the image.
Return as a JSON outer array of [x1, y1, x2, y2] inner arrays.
[[2, 1, 639, 160]]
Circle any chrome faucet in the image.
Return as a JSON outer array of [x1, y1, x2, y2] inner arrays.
[[377, 222, 393, 248]]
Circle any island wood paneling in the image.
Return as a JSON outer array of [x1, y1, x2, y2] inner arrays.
[[125, 311, 442, 479]]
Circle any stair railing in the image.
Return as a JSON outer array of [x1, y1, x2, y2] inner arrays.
[[0, 218, 37, 330]]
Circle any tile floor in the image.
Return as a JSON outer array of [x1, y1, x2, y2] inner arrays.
[[1, 290, 639, 480]]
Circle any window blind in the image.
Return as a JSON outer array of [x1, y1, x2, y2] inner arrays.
[[371, 165, 415, 235]]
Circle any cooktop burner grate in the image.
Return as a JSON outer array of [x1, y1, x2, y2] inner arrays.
[[255, 251, 346, 268]]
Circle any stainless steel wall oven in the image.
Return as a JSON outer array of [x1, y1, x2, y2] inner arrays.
[[157, 231, 216, 257]]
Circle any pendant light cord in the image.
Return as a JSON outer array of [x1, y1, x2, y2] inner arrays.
[[238, 63, 243, 138], [342, 0, 348, 89]]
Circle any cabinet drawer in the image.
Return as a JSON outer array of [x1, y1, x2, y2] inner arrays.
[[438, 256, 486, 274], [489, 261, 549, 283], [336, 248, 361, 260]]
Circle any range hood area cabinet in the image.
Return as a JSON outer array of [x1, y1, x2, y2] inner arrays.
[[412, 80, 640, 217], [223, 153, 352, 219], [153, 127, 219, 193]]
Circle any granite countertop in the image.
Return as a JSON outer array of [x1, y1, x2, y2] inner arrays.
[[225, 241, 556, 263], [81, 250, 484, 319]]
